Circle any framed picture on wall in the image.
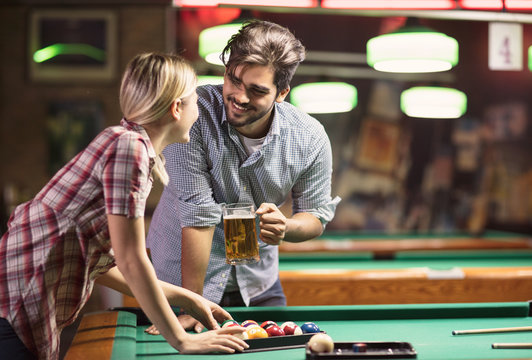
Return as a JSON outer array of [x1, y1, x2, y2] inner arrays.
[[28, 9, 117, 82], [355, 118, 400, 173], [46, 100, 104, 175]]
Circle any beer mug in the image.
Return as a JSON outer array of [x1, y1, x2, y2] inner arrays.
[[222, 203, 260, 265]]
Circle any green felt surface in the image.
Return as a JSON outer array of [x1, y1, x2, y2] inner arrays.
[[112, 303, 532, 359], [279, 250, 532, 271], [315, 230, 528, 241]]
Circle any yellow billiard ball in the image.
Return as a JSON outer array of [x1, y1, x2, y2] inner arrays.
[[246, 326, 268, 339]]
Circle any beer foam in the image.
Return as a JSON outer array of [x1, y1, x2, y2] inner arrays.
[[223, 214, 255, 219]]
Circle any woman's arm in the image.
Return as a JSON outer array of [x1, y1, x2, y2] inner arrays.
[[96, 261, 234, 330], [105, 214, 246, 353]]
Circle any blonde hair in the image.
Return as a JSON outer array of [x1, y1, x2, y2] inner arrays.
[[119, 53, 196, 185]]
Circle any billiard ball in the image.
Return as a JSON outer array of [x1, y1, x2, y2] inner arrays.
[[280, 321, 303, 335], [233, 329, 249, 340], [221, 320, 238, 328], [352, 343, 367, 353], [246, 326, 268, 339], [241, 320, 259, 327], [308, 333, 334, 353], [301, 322, 320, 333], [265, 325, 285, 337], [260, 320, 277, 330]]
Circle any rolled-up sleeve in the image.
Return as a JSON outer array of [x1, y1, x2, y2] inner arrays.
[[291, 125, 341, 226]]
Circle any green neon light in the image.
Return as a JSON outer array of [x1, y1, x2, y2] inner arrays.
[[401, 86, 467, 119], [197, 75, 224, 86], [529, 45, 532, 71], [291, 82, 357, 114], [33, 43, 106, 63], [367, 27, 458, 73], [199, 23, 243, 65]]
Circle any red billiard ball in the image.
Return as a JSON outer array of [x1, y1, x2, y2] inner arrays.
[[301, 322, 320, 333], [260, 320, 277, 330], [221, 320, 238, 328], [308, 333, 334, 353], [265, 325, 285, 337], [280, 321, 303, 335]]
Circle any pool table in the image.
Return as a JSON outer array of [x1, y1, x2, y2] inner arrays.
[[279, 249, 532, 305], [276, 231, 532, 306], [122, 231, 532, 307], [278, 230, 532, 256], [65, 302, 532, 360]]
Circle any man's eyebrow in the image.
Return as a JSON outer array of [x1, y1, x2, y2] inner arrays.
[[249, 84, 270, 93], [230, 72, 271, 93]]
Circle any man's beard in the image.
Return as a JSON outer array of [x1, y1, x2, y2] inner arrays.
[[225, 97, 274, 128]]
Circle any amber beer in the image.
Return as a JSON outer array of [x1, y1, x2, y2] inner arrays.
[[222, 203, 259, 265]]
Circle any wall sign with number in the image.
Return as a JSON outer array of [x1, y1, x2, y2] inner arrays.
[[488, 22, 523, 71]]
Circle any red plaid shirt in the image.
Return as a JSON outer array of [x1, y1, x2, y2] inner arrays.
[[0, 119, 155, 359]]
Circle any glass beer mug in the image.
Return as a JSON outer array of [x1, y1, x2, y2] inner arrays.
[[222, 203, 260, 265]]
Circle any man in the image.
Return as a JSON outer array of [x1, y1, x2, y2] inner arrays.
[[147, 20, 340, 330]]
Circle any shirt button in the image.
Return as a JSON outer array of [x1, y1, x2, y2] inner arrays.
[[243, 186, 247, 191], [219, 283, 224, 287], [221, 274, 226, 278]]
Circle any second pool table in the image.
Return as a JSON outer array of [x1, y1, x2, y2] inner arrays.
[[279, 249, 532, 305]]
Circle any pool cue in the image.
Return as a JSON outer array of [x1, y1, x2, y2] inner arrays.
[[492, 343, 532, 349], [452, 326, 532, 335]]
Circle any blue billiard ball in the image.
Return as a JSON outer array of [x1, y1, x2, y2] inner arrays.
[[301, 322, 320, 333], [352, 343, 367, 353]]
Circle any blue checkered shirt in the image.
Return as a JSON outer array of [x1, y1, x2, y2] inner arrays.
[[147, 84, 340, 305]]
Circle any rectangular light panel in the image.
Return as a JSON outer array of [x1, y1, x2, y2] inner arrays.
[[321, 0, 456, 9], [175, 0, 317, 7]]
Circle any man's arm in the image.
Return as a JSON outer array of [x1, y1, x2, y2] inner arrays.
[[180, 226, 216, 295]]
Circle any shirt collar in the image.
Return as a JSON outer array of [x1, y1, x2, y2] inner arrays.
[[120, 118, 157, 159]]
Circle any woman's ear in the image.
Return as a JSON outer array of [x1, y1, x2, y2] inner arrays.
[[171, 98, 182, 120]]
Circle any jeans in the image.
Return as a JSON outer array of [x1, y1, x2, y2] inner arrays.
[[0, 318, 36, 359], [220, 277, 287, 307]]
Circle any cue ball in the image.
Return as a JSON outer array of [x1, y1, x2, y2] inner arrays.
[[308, 333, 334, 353], [280, 322, 303, 335], [301, 322, 320, 333]]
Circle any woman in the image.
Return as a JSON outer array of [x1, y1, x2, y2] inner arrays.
[[0, 53, 247, 360]]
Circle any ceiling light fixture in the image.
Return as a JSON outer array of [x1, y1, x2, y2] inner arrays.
[[321, 0, 455, 9], [290, 82, 357, 114], [459, 0, 503, 10], [529, 46, 532, 71], [197, 75, 224, 86], [401, 86, 467, 119], [198, 22, 243, 66], [367, 19, 458, 73], [175, 0, 316, 7]]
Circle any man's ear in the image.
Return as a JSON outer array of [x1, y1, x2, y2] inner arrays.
[[276, 87, 290, 103], [171, 98, 182, 120]]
